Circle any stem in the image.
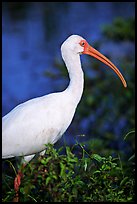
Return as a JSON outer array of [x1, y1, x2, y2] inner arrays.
[[124, 130, 135, 140], [118, 153, 124, 178], [6, 160, 17, 176]]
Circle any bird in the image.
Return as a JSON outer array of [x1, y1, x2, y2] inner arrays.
[[2, 34, 127, 195]]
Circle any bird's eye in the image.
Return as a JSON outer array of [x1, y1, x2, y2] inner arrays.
[[80, 40, 85, 47]]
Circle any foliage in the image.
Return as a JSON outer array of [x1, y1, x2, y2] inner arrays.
[[2, 142, 135, 202], [102, 17, 135, 41]]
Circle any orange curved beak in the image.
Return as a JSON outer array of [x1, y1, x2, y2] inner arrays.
[[83, 43, 127, 88]]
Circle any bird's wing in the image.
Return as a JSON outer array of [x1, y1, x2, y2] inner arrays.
[[2, 96, 48, 158]]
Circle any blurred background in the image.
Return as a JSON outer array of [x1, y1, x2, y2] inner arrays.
[[2, 2, 135, 159]]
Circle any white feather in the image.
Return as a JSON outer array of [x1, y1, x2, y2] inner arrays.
[[2, 35, 85, 162]]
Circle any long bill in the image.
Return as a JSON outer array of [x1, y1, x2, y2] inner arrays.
[[83, 44, 127, 88]]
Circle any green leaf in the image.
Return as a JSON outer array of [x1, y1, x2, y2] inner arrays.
[[60, 162, 66, 178], [84, 160, 88, 171], [91, 154, 103, 162], [46, 177, 51, 185], [128, 153, 135, 161], [120, 176, 129, 186], [41, 157, 52, 165], [93, 170, 101, 174]]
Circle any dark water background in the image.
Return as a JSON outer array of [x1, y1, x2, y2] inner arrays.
[[2, 2, 135, 149]]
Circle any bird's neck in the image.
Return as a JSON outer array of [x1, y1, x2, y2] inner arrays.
[[63, 52, 84, 106]]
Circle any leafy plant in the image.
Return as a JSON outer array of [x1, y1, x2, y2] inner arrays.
[[2, 142, 135, 202], [102, 17, 135, 41]]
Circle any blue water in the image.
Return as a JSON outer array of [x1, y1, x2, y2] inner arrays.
[[2, 2, 135, 147]]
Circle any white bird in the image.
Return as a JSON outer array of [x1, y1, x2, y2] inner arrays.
[[2, 35, 127, 193]]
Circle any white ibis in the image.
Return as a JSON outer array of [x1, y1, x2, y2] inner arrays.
[[2, 35, 127, 194]]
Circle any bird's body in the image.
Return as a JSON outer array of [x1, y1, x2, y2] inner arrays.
[[2, 35, 85, 162], [2, 91, 79, 158], [2, 34, 127, 163]]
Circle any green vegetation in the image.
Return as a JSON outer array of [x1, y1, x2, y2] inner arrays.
[[102, 17, 135, 41], [2, 140, 135, 202]]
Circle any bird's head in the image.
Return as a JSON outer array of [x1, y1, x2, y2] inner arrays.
[[61, 35, 86, 54], [61, 35, 127, 88]]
